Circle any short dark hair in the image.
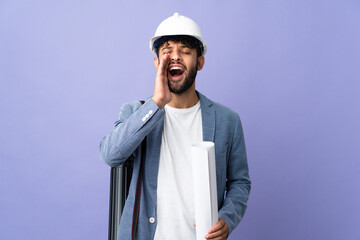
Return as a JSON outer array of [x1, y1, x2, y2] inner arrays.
[[154, 35, 203, 58]]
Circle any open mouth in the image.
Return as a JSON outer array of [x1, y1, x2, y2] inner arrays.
[[168, 65, 185, 79]]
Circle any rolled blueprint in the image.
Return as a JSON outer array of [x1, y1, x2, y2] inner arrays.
[[191, 142, 218, 240]]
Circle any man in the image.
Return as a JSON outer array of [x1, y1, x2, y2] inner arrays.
[[100, 13, 251, 240]]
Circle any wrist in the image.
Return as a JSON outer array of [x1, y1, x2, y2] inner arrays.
[[151, 96, 166, 109]]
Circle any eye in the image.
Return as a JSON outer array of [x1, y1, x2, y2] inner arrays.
[[181, 49, 191, 55]]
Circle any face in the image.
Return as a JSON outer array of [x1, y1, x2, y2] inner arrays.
[[155, 41, 204, 94]]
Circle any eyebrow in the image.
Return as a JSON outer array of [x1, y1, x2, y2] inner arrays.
[[179, 45, 191, 49], [161, 45, 191, 51], [161, 45, 173, 51]]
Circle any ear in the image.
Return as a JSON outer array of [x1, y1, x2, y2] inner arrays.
[[197, 56, 205, 71], [154, 57, 159, 70]]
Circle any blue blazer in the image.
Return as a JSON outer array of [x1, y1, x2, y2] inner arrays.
[[100, 92, 251, 239]]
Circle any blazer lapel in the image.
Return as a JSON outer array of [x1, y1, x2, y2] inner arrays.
[[146, 117, 164, 204], [199, 92, 215, 142]]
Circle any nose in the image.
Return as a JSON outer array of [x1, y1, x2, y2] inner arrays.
[[170, 48, 181, 62]]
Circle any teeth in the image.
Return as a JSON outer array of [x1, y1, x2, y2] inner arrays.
[[170, 66, 183, 71]]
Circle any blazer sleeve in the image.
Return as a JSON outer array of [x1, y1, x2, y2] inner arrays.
[[218, 115, 251, 234], [99, 98, 165, 167]]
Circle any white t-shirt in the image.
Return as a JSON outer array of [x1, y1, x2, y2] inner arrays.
[[154, 101, 203, 239]]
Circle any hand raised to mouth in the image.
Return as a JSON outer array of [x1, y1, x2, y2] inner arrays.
[[152, 54, 172, 109]]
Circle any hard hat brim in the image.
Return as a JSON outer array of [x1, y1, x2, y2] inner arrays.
[[150, 34, 207, 56]]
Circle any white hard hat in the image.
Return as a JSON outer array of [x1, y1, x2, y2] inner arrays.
[[149, 13, 207, 56]]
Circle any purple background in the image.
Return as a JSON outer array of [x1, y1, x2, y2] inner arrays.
[[1, 1, 359, 239]]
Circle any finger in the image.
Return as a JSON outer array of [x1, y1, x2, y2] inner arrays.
[[206, 219, 229, 239], [208, 219, 225, 233], [207, 236, 226, 240], [158, 54, 170, 76], [205, 227, 226, 239]]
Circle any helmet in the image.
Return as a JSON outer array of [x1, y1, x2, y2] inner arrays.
[[149, 13, 207, 56]]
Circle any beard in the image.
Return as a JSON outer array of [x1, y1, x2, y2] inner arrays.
[[168, 61, 198, 94]]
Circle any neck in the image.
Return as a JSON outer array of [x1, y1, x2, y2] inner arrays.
[[167, 86, 199, 109]]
